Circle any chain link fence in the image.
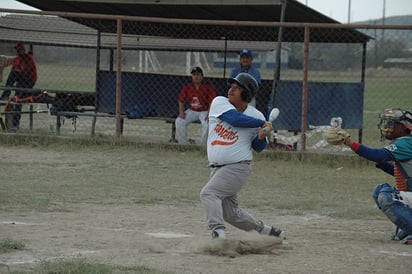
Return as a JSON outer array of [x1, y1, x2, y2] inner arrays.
[[0, 10, 411, 150]]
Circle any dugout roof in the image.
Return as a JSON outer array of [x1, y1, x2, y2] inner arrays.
[[16, 0, 371, 44], [0, 14, 287, 51]]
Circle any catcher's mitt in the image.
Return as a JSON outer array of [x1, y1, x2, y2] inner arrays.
[[323, 128, 350, 145]]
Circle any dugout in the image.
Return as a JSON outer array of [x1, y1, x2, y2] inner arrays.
[[3, 1, 371, 144]]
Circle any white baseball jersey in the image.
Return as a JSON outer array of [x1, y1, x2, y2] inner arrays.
[[207, 96, 265, 165]]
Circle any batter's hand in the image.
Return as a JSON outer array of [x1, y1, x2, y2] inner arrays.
[[259, 122, 272, 139]]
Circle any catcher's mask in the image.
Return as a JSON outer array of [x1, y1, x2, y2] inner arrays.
[[377, 108, 412, 140]]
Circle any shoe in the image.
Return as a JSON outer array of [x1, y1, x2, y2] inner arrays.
[[269, 226, 286, 239], [212, 230, 219, 238], [212, 229, 226, 239], [400, 235, 412, 245], [391, 228, 408, 241]]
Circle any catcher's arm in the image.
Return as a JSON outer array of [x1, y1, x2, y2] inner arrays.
[[342, 132, 393, 163]]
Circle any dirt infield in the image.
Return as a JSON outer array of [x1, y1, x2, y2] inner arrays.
[[0, 143, 411, 273], [1, 203, 411, 274]]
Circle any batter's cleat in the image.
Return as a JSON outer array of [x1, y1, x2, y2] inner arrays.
[[211, 230, 219, 238], [212, 229, 226, 239], [400, 235, 412, 245], [269, 226, 286, 239]]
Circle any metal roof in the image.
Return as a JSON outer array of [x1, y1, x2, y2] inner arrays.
[[0, 14, 285, 51], [16, 0, 371, 43]]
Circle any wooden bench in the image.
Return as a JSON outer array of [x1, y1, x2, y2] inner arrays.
[[0, 84, 203, 142], [142, 116, 203, 143]]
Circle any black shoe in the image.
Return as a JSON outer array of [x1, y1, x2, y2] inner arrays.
[[400, 235, 412, 245], [391, 227, 408, 241], [269, 226, 286, 239]]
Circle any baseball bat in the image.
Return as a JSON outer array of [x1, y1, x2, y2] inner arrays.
[[262, 108, 280, 134]]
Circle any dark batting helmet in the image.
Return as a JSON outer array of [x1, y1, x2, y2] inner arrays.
[[228, 73, 259, 102]]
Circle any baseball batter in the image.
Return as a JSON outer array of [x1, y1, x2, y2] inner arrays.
[[200, 73, 285, 239]]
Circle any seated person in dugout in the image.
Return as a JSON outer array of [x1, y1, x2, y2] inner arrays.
[[175, 66, 216, 145], [1, 43, 38, 130]]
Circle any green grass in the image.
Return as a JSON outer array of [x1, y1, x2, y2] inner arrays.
[[0, 137, 383, 220], [1, 64, 96, 92], [35, 64, 96, 91], [6, 257, 172, 274], [0, 238, 25, 253], [364, 74, 412, 111], [33, 258, 171, 274]]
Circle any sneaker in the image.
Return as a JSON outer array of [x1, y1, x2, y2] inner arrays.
[[400, 235, 412, 245], [212, 229, 226, 239], [211, 230, 219, 239], [269, 226, 286, 239], [391, 228, 408, 241]]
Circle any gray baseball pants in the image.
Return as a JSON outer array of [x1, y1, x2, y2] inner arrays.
[[200, 162, 264, 232]]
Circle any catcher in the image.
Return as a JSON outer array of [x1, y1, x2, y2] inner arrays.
[[325, 108, 412, 244]]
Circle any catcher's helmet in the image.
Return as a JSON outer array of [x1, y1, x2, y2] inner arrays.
[[378, 108, 412, 139], [228, 73, 258, 103]]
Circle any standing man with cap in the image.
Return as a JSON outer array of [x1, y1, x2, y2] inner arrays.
[[229, 49, 261, 107], [1, 43, 38, 130], [175, 66, 216, 144]]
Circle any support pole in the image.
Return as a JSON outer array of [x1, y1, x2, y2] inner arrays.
[[269, 0, 287, 115], [300, 25, 310, 151], [91, 30, 101, 136], [116, 18, 123, 137]]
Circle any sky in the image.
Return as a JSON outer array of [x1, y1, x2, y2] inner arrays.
[[297, 0, 412, 23], [1, 0, 412, 23]]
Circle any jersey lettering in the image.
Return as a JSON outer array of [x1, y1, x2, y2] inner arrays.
[[211, 121, 238, 146]]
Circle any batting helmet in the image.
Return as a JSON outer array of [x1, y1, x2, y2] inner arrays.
[[228, 73, 258, 103], [378, 108, 412, 139]]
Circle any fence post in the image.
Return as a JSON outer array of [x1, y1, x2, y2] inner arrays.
[[116, 17, 123, 137], [301, 25, 310, 151]]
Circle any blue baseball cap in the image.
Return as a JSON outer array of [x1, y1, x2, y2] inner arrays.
[[239, 49, 253, 57]]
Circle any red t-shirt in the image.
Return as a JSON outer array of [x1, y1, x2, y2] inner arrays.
[[178, 81, 216, 112], [12, 53, 38, 82]]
